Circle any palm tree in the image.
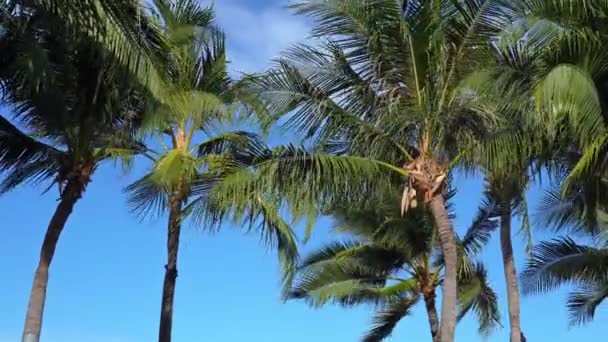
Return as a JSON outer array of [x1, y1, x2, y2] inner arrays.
[[289, 183, 501, 342], [213, 2, 516, 340], [459, 26, 590, 341], [0, 4, 154, 341], [472, 122, 537, 342], [125, 2, 298, 341], [522, 237, 608, 325]]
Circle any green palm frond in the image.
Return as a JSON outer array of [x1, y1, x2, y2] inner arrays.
[[302, 244, 407, 279], [567, 281, 608, 326], [521, 237, 608, 294], [515, 192, 533, 253], [290, 237, 417, 308], [297, 241, 362, 271], [290, 0, 414, 92], [361, 298, 418, 342], [153, 0, 214, 33], [22, 0, 169, 96], [125, 173, 169, 219], [197, 131, 268, 161], [457, 261, 502, 336], [563, 134, 608, 192], [510, 0, 608, 52], [251, 51, 412, 160], [0, 116, 64, 192], [210, 145, 406, 225], [289, 263, 388, 308], [460, 191, 500, 255], [151, 149, 200, 189], [293, 277, 385, 308], [536, 180, 605, 236], [439, 0, 520, 79], [534, 64, 605, 145], [195, 194, 299, 290]]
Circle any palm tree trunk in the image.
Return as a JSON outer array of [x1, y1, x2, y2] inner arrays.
[[423, 291, 441, 342], [158, 194, 183, 342], [429, 195, 458, 342], [22, 179, 86, 342], [500, 205, 522, 342]]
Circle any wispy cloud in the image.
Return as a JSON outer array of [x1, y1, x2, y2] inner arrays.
[[206, 0, 310, 74]]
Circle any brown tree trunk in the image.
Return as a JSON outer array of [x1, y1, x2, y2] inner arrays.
[[22, 179, 86, 342], [158, 194, 183, 342], [423, 290, 441, 342], [500, 205, 522, 342], [429, 195, 458, 342]]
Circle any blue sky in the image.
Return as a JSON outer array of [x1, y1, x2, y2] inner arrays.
[[0, 1, 606, 341]]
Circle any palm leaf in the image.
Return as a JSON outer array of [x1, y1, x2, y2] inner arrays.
[[457, 261, 502, 336], [0, 116, 64, 193], [125, 172, 169, 219], [361, 298, 418, 342], [460, 190, 500, 255], [521, 237, 608, 294], [567, 281, 608, 326]]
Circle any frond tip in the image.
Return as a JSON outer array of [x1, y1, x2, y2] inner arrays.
[[362, 298, 418, 342]]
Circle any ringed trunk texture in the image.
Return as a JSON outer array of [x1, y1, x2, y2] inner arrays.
[[429, 195, 458, 342], [158, 194, 183, 342], [500, 205, 523, 342], [22, 179, 87, 342], [423, 291, 441, 342]]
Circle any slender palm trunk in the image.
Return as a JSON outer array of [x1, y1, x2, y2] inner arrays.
[[500, 205, 523, 342], [429, 195, 458, 342], [22, 179, 87, 342], [158, 194, 183, 342], [423, 290, 440, 342]]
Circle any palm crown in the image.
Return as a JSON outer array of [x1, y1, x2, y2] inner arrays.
[[0, 0, 149, 201], [289, 182, 501, 342]]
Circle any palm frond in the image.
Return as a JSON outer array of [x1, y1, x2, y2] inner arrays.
[[460, 190, 500, 255], [125, 172, 169, 219], [567, 281, 608, 326], [536, 181, 603, 236], [289, 264, 387, 308], [197, 131, 268, 162], [534, 64, 605, 145], [210, 145, 405, 226], [361, 298, 418, 342], [0, 116, 64, 193], [521, 237, 608, 294], [297, 241, 362, 270], [457, 261, 502, 336], [25, 0, 169, 96]]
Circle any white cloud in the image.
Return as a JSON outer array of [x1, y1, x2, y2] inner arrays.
[[206, 0, 310, 74]]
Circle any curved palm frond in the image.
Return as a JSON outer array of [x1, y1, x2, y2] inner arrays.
[[289, 263, 390, 308], [16, 0, 170, 96], [194, 193, 299, 291], [210, 144, 406, 225], [460, 190, 500, 255], [362, 298, 418, 342], [0, 116, 64, 192], [457, 261, 502, 336], [125, 172, 169, 219], [567, 281, 608, 326], [521, 237, 608, 294], [197, 131, 268, 162]]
